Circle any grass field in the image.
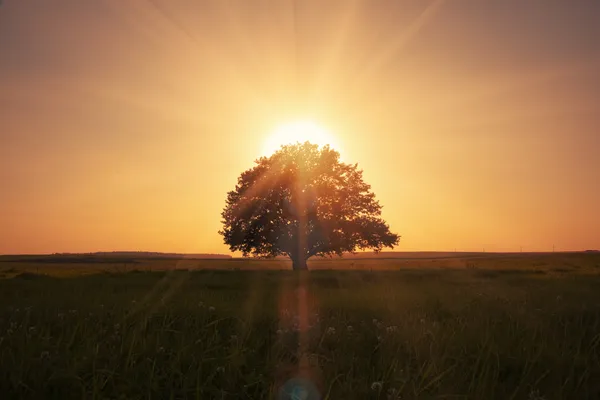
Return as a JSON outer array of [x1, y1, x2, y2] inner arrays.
[[1, 253, 599, 399]]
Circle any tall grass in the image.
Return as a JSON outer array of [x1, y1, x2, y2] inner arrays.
[[0, 267, 599, 399]]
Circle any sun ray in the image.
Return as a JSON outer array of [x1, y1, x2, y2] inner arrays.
[[215, 0, 292, 114], [418, 59, 600, 131], [114, 0, 277, 120], [230, 164, 282, 220], [308, 0, 362, 110], [448, 59, 600, 111], [350, 0, 446, 96]]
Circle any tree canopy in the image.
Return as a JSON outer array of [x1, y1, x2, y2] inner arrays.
[[219, 142, 399, 269]]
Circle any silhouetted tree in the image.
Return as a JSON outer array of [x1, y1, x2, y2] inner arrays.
[[219, 142, 399, 270]]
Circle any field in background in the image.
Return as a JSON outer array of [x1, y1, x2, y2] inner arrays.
[[1, 252, 599, 278], [0, 253, 599, 399]]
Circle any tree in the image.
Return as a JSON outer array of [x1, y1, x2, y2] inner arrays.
[[219, 142, 400, 270]]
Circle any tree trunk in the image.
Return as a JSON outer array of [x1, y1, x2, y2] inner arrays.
[[292, 257, 308, 270]]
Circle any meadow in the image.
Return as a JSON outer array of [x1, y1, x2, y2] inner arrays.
[[1, 252, 599, 399]]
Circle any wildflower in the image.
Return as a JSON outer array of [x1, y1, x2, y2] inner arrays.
[[386, 326, 398, 333], [69, 309, 77, 315], [326, 327, 336, 335], [208, 306, 215, 312], [371, 381, 383, 391], [347, 325, 354, 333], [372, 318, 379, 325], [198, 301, 204, 308], [28, 326, 36, 334], [216, 366, 225, 373], [157, 346, 165, 354]]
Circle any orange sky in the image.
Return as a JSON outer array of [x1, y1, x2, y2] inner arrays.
[[1, 0, 599, 254]]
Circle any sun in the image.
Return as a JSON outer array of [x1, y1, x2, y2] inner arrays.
[[262, 119, 341, 156]]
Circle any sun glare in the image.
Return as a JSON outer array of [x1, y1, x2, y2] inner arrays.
[[262, 119, 341, 156]]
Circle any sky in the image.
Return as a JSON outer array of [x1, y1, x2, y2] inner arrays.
[[1, 0, 599, 254]]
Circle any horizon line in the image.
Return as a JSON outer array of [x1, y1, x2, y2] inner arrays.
[[1, 249, 598, 257]]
